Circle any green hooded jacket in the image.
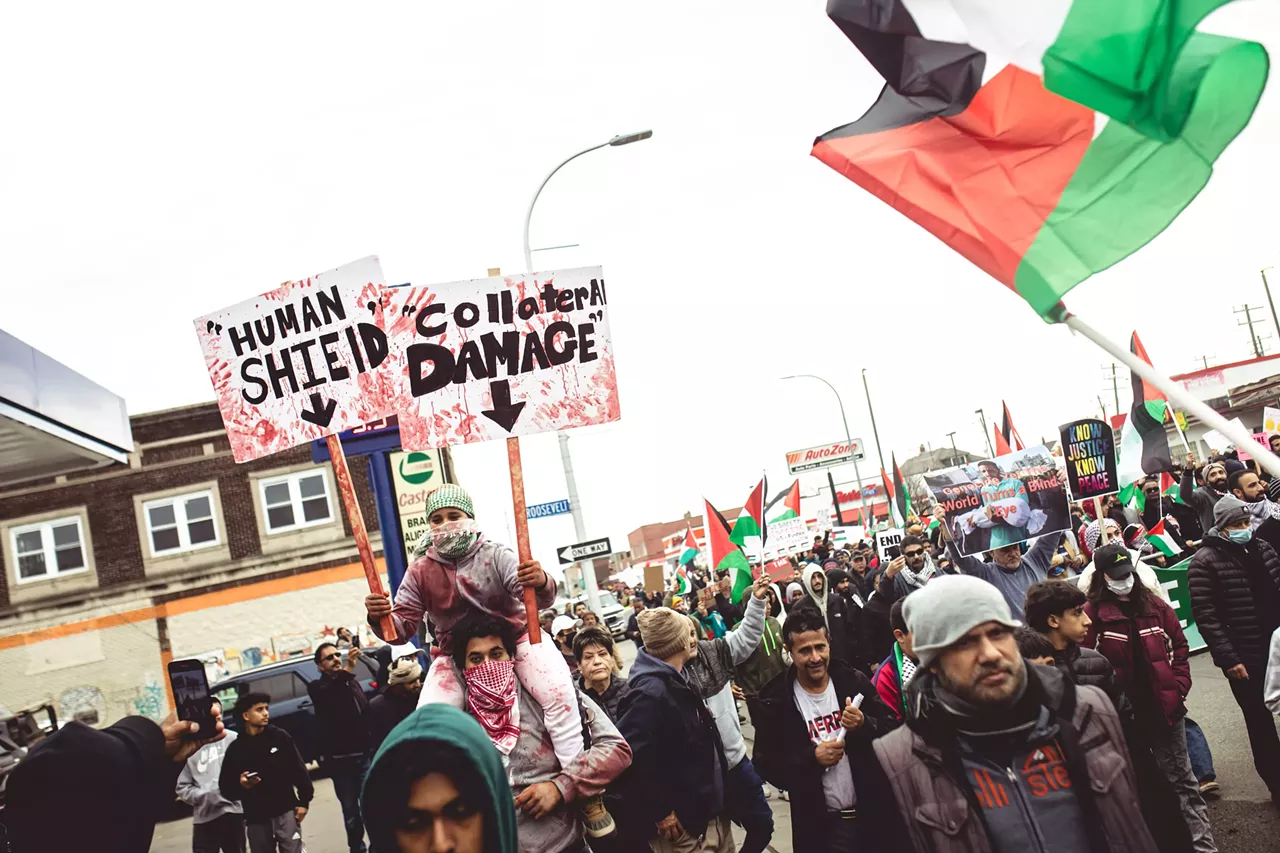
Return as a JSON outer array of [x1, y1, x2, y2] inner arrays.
[[362, 704, 517, 853]]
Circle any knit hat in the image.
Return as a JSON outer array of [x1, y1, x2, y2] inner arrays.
[[1223, 459, 1246, 476], [424, 484, 475, 519], [903, 574, 1021, 669], [1092, 542, 1134, 579], [637, 607, 691, 659], [1213, 493, 1251, 530], [388, 656, 424, 686]]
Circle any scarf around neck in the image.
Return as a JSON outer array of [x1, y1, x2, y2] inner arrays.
[[464, 659, 521, 755]]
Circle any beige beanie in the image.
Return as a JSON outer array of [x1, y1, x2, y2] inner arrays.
[[638, 607, 690, 659]]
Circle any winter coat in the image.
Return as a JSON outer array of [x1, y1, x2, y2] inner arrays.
[[576, 671, 628, 722], [367, 689, 420, 752], [1083, 598, 1190, 727], [946, 533, 1058, 621], [1179, 471, 1224, 541], [873, 664, 1158, 853], [374, 534, 557, 652], [685, 593, 765, 769], [625, 607, 644, 647], [176, 730, 243, 824], [307, 669, 370, 758], [1266, 627, 1280, 715], [752, 659, 900, 853], [614, 650, 727, 839], [1188, 533, 1280, 670], [862, 590, 896, 672], [734, 615, 787, 698], [1051, 643, 1124, 714], [218, 724, 313, 821]]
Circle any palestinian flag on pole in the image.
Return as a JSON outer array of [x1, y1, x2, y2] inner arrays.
[[729, 476, 767, 548], [813, 1, 1268, 319], [706, 498, 754, 603], [1119, 471, 1183, 513], [675, 567, 691, 596], [1118, 332, 1176, 488], [766, 480, 801, 521], [678, 525, 699, 567], [892, 453, 912, 523], [1146, 519, 1180, 559], [1001, 402, 1025, 452], [880, 467, 897, 525], [992, 425, 1013, 457]]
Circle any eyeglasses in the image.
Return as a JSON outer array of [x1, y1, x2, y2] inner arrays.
[[322, 653, 341, 662], [903, 549, 925, 558]]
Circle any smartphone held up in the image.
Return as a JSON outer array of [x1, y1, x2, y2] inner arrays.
[[167, 658, 216, 738]]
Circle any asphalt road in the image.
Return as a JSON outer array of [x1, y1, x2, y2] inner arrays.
[[150, 645, 1280, 853]]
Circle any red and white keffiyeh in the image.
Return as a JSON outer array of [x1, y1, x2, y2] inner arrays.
[[464, 659, 520, 754]]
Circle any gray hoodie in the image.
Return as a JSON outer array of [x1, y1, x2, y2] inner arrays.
[[176, 729, 243, 824]]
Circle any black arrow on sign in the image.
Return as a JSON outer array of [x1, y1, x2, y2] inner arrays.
[[482, 380, 526, 433], [300, 392, 337, 428]]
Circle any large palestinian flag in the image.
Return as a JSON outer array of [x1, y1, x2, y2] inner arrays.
[[706, 498, 754, 603], [1117, 332, 1176, 487], [729, 476, 767, 548], [813, 0, 1268, 319], [766, 480, 802, 522]]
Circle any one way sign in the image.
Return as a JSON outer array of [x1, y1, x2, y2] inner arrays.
[[557, 537, 611, 565]]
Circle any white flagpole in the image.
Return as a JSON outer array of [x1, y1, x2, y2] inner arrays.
[[1065, 312, 1280, 479]]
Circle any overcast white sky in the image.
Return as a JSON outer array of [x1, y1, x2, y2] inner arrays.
[[3, 2, 1278, 574]]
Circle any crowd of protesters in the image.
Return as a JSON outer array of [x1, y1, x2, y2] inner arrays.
[[7, 467, 1280, 853]]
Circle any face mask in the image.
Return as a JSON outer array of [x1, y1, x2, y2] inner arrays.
[[1105, 574, 1135, 596], [463, 658, 519, 753], [1228, 527, 1253, 544], [430, 518, 479, 558]]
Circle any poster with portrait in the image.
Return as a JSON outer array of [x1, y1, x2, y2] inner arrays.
[[923, 445, 1071, 557]]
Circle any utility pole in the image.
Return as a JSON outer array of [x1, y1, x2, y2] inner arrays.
[[1101, 363, 1123, 416], [1193, 355, 1215, 371], [946, 431, 958, 467], [861, 369, 889, 478], [1262, 267, 1278, 345], [1235, 304, 1269, 358], [976, 408, 995, 456], [1097, 395, 1107, 421]]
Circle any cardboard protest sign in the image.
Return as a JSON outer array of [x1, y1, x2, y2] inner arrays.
[[923, 445, 1070, 558], [1265, 406, 1280, 435], [761, 557, 795, 582], [767, 516, 810, 552], [381, 267, 619, 450], [194, 256, 393, 462], [875, 528, 904, 562], [1059, 419, 1118, 500], [1235, 432, 1271, 462]]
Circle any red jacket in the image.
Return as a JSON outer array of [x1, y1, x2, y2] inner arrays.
[[1083, 597, 1190, 727]]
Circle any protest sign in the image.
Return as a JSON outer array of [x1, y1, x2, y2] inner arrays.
[[767, 516, 810, 552], [381, 267, 619, 450], [1235, 432, 1271, 462], [194, 256, 393, 463], [1058, 418, 1118, 500], [761, 557, 794, 582], [875, 528, 904, 562], [1265, 406, 1280, 434], [923, 445, 1070, 558]]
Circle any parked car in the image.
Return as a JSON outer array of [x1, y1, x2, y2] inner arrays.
[[564, 591, 627, 640], [210, 651, 380, 765]]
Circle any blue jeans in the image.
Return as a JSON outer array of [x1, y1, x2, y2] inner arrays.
[[1185, 717, 1216, 783], [327, 754, 370, 853], [724, 757, 773, 853]]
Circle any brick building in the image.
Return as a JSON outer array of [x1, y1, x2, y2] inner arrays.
[[0, 401, 396, 727]]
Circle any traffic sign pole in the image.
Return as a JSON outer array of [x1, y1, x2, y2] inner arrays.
[[326, 434, 395, 639]]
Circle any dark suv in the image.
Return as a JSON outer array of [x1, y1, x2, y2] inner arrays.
[[211, 651, 380, 764]]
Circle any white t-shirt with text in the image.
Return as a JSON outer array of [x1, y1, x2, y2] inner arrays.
[[792, 677, 856, 810]]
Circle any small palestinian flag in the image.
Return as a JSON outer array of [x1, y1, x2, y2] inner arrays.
[[675, 567, 691, 596], [1146, 520, 1180, 559], [1118, 332, 1176, 488], [813, 0, 1268, 319], [678, 526, 699, 567], [766, 480, 801, 522], [729, 476, 768, 548], [1001, 402, 1025, 452], [892, 453, 912, 523], [706, 498, 753, 603], [1119, 471, 1182, 513]]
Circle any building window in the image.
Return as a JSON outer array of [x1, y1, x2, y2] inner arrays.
[[259, 470, 333, 534], [142, 491, 220, 556], [10, 517, 87, 584]]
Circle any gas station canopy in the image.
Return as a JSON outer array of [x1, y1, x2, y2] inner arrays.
[[0, 329, 132, 487]]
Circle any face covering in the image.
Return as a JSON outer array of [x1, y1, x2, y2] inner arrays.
[[430, 518, 480, 558], [1228, 527, 1253, 544], [463, 658, 520, 754], [1105, 574, 1135, 596]]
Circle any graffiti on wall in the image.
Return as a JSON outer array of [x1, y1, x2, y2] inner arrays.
[[58, 685, 107, 727]]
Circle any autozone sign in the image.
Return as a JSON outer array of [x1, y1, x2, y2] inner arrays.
[[786, 439, 865, 474]]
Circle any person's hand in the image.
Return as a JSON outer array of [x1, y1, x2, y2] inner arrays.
[[815, 740, 845, 767], [365, 593, 392, 621], [514, 781, 563, 819], [1226, 663, 1250, 680], [751, 574, 771, 599], [731, 683, 745, 703], [841, 697, 864, 732], [517, 560, 547, 588], [240, 771, 261, 790], [885, 556, 905, 578], [656, 811, 684, 841], [347, 646, 360, 663], [162, 712, 224, 763], [1186, 452, 1198, 468], [295, 806, 308, 823]]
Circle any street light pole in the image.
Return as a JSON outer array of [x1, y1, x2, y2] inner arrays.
[[1263, 267, 1279, 346], [861, 369, 889, 478], [522, 130, 653, 613], [782, 375, 871, 531]]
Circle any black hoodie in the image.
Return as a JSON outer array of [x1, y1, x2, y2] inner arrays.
[[218, 723, 313, 821]]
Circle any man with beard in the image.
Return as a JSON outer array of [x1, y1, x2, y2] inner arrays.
[[752, 604, 898, 851], [1229, 469, 1280, 556], [1182, 456, 1229, 539], [872, 574, 1159, 853], [879, 534, 955, 605], [367, 653, 424, 753], [1139, 478, 1192, 551], [937, 520, 1058, 622]]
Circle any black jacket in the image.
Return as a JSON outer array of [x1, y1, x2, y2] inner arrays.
[[752, 659, 900, 852], [1189, 533, 1280, 670], [614, 650, 727, 838], [219, 724, 314, 820], [576, 671, 627, 722], [1052, 643, 1122, 708], [1179, 471, 1223, 541], [861, 592, 896, 672], [367, 689, 419, 752], [2, 717, 179, 853], [307, 669, 370, 758], [625, 609, 644, 647]]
